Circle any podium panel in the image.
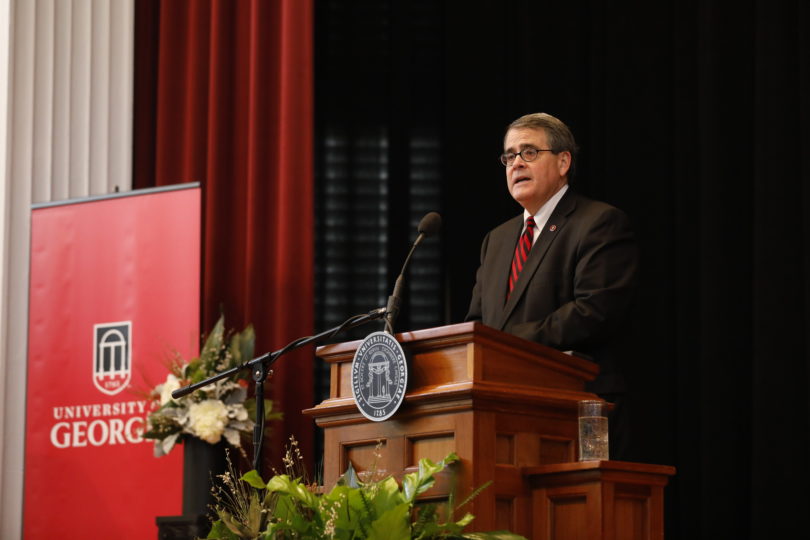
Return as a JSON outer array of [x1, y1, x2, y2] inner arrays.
[[525, 461, 676, 540]]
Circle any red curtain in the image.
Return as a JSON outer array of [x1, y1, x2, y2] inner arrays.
[[134, 0, 314, 471]]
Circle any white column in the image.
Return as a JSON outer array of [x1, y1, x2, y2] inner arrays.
[[0, 1, 135, 537], [0, 1, 34, 537]]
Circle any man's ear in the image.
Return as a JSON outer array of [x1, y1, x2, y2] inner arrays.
[[558, 151, 572, 177]]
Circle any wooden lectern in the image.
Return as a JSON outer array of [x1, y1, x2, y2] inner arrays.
[[303, 322, 674, 538]]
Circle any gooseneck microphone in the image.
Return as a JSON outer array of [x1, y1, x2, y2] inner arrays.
[[384, 212, 442, 334]]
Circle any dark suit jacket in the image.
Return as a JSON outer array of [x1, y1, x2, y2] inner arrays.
[[465, 189, 638, 394]]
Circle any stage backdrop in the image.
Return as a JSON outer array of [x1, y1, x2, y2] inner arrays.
[[24, 185, 200, 539]]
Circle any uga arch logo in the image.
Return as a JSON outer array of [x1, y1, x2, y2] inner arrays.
[[92, 321, 132, 396], [351, 331, 408, 422]]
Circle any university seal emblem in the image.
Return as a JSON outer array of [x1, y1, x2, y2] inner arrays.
[[351, 331, 408, 422]]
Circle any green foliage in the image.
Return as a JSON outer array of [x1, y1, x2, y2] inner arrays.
[[207, 450, 527, 540]]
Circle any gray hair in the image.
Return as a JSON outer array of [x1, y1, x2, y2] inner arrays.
[[506, 112, 579, 178]]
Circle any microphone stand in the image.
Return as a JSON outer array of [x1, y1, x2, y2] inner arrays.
[[385, 233, 425, 334], [384, 211, 441, 334], [171, 307, 388, 473]]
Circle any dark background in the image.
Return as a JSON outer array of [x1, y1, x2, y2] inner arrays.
[[314, 1, 810, 538]]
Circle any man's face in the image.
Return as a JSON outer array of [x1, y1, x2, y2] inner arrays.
[[504, 127, 570, 215]]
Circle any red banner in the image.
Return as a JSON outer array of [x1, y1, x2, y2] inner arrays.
[[24, 185, 200, 539]]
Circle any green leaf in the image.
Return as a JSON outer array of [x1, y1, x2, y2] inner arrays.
[[244, 398, 283, 422], [403, 454, 457, 503], [412, 504, 442, 538], [323, 486, 362, 533], [454, 512, 475, 528], [241, 469, 267, 490], [266, 474, 293, 492], [265, 474, 319, 508], [270, 492, 297, 521], [367, 502, 411, 540], [340, 484, 374, 530], [290, 510, 319, 534], [371, 476, 404, 517], [243, 398, 257, 421], [291, 481, 320, 509], [196, 315, 225, 382], [246, 491, 263, 534], [454, 479, 492, 512], [338, 461, 360, 488], [262, 399, 283, 421], [229, 323, 255, 365], [200, 315, 225, 367], [186, 358, 205, 383], [206, 519, 240, 539], [423, 453, 457, 478], [219, 508, 255, 538]]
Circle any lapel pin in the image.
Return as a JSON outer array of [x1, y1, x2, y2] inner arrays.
[[549, 224, 557, 232]]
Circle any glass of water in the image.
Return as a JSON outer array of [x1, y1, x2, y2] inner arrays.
[[578, 399, 609, 461]]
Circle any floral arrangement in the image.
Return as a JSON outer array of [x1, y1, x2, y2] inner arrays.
[[207, 441, 527, 540], [144, 315, 281, 457]]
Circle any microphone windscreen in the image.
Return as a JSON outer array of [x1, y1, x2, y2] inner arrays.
[[417, 212, 442, 237]]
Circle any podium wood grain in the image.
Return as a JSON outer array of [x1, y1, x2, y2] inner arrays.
[[305, 322, 604, 534]]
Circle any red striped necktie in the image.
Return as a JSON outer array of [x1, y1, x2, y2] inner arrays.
[[508, 216, 536, 298]]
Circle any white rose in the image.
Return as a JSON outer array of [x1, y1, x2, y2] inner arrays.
[[188, 399, 229, 444], [159, 374, 181, 406]]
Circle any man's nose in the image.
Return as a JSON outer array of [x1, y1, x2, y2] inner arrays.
[[511, 155, 527, 168]]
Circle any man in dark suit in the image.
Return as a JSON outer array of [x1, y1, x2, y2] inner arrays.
[[465, 112, 638, 458]]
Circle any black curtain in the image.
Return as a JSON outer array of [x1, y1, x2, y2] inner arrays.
[[315, 1, 810, 537]]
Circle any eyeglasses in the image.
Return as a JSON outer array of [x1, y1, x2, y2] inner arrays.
[[500, 147, 554, 167]]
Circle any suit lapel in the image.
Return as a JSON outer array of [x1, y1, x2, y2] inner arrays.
[[495, 190, 578, 329], [484, 215, 523, 320]]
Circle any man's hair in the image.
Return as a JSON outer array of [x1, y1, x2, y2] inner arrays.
[[506, 112, 579, 179]]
